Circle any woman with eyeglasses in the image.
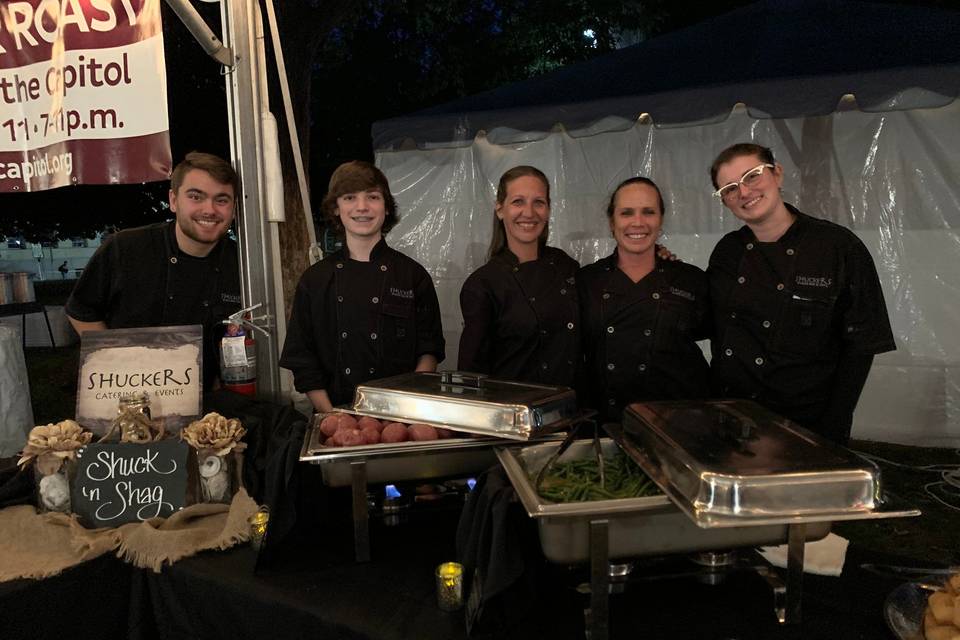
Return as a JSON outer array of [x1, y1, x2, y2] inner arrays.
[[457, 165, 580, 386], [578, 177, 711, 422], [707, 143, 895, 445]]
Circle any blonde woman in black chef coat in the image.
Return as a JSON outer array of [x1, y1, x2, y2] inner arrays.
[[280, 161, 445, 413], [578, 177, 711, 422], [457, 166, 580, 386]]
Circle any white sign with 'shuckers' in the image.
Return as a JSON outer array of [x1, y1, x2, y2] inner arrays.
[[76, 326, 203, 435]]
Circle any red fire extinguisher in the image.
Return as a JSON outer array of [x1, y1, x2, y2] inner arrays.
[[220, 310, 258, 397]]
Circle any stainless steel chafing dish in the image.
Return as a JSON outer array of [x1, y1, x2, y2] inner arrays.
[[299, 371, 580, 560], [497, 399, 920, 638], [300, 371, 580, 485], [498, 437, 832, 564]]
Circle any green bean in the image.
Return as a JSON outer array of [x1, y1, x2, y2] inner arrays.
[[532, 452, 661, 503]]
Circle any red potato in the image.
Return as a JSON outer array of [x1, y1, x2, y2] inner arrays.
[[360, 427, 381, 444], [409, 423, 439, 441], [320, 415, 341, 437], [358, 417, 384, 433], [381, 422, 409, 443], [335, 414, 358, 432], [435, 427, 453, 439], [339, 429, 366, 447], [326, 430, 344, 446], [320, 413, 358, 437]]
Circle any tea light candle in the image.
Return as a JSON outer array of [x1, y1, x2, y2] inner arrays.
[[435, 561, 464, 611], [248, 506, 270, 551]]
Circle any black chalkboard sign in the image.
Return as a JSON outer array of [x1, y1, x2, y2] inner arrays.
[[71, 440, 191, 528]]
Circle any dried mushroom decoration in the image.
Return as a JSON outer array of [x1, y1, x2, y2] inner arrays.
[[181, 413, 247, 503], [180, 412, 247, 457], [18, 420, 92, 475]]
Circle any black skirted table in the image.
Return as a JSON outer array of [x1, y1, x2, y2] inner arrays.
[[0, 494, 917, 640]]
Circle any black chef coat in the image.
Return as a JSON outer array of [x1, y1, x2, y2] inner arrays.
[[708, 204, 895, 438], [66, 222, 241, 389], [280, 238, 445, 407], [458, 246, 580, 387], [578, 252, 711, 421]]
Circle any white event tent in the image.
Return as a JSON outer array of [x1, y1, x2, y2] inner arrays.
[[372, 0, 960, 446]]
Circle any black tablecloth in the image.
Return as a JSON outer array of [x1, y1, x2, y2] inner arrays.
[[1, 495, 916, 640]]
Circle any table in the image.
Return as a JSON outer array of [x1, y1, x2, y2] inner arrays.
[[0, 302, 55, 348], [0, 489, 925, 640]]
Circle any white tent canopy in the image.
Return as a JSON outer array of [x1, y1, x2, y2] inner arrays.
[[373, 0, 960, 446]]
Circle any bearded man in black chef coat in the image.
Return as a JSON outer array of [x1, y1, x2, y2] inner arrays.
[[66, 152, 242, 389]]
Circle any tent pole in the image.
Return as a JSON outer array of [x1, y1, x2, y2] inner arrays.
[[216, 0, 282, 401]]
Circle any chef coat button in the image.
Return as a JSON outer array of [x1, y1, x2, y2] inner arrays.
[[380, 265, 387, 272], [540, 329, 547, 335], [608, 398, 616, 406], [512, 267, 519, 273], [643, 329, 652, 337], [755, 357, 765, 366], [370, 332, 378, 340], [567, 322, 574, 330], [369, 368, 376, 374], [529, 296, 536, 303], [602, 293, 610, 300], [724, 348, 733, 356], [777, 283, 785, 290], [202, 300, 209, 308], [345, 368, 351, 375], [730, 312, 737, 319], [214, 267, 220, 273], [541, 363, 548, 370], [337, 296, 344, 303], [786, 248, 795, 256], [746, 243, 754, 250], [638, 363, 647, 372], [336, 263, 343, 269], [372, 296, 379, 304], [341, 332, 348, 339], [607, 326, 615, 334], [168, 295, 174, 300], [607, 363, 615, 371], [170, 256, 178, 264], [846, 325, 855, 333], [560, 288, 567, 295], [652, 292, 660, 300], [762, 320, 771, 328], [737, 276, 746, 284]]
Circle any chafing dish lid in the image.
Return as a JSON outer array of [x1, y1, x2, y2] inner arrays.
[[617, 400, 881, 526], [349, 371, 579, 440]]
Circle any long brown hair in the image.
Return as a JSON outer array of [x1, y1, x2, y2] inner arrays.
[[487, 165, 551, 260]]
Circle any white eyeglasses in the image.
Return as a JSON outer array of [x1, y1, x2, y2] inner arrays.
[[713, 163, 775, 200]]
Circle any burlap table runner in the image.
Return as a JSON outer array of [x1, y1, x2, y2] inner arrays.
[[0, 488, 258, 581]]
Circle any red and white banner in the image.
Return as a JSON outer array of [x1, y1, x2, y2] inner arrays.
[[0, 0, 171, 192]]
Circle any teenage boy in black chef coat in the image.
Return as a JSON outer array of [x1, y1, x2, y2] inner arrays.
[[280, 161, 445, 412], [707, 143, 896, 444], [66, 152, 242, 389]]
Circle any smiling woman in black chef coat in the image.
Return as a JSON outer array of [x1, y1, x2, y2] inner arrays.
[[280, 161, 445, 413], [578, 177, 711, 422], [457, 166, 580, 386], [707, 143, 895, 444]]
